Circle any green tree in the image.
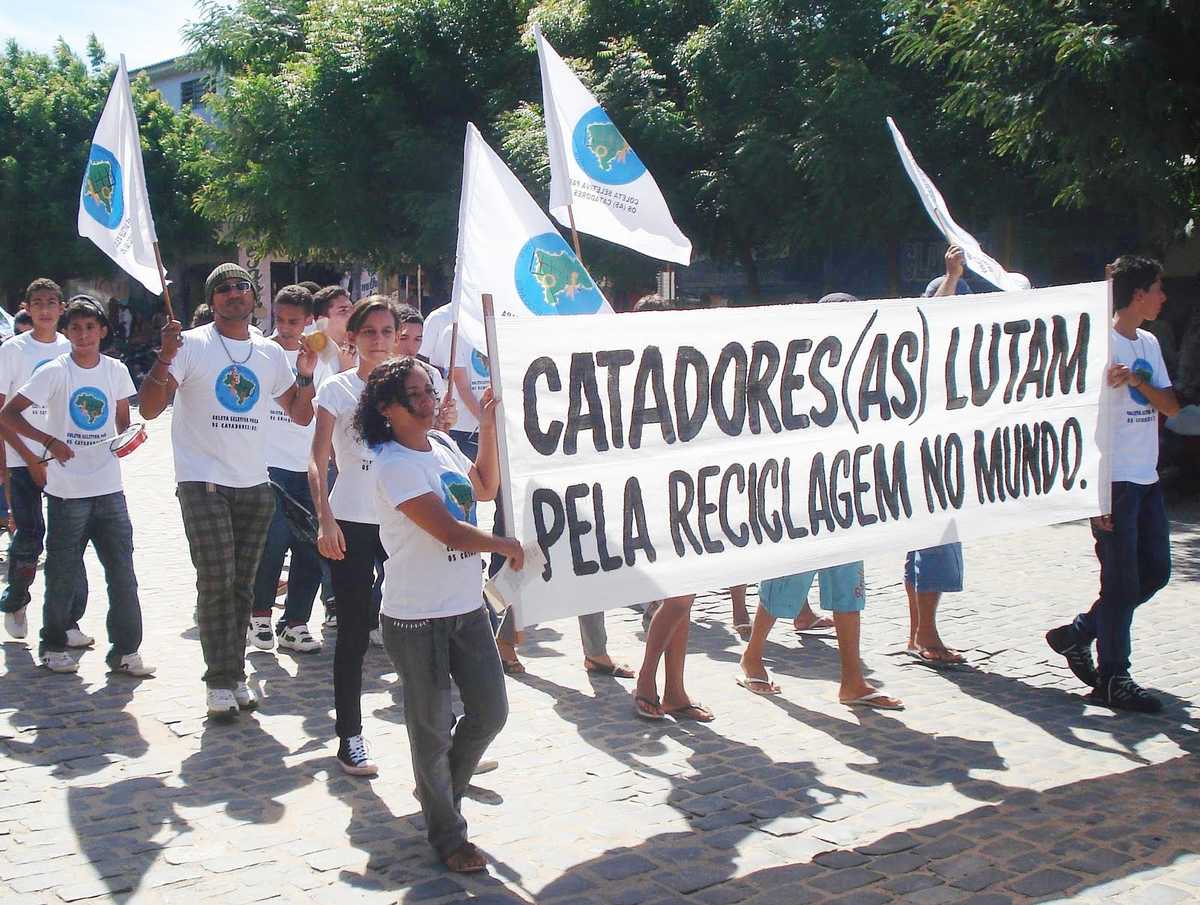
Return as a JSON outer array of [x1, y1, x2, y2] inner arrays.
[[0, 39, 213, 307]]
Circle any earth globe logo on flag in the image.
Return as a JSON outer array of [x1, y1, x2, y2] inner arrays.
[[470, 348, 490, 379], [571, 107, 646, 186], [81, 144, 124, 229], [514, 233, 606, 316]]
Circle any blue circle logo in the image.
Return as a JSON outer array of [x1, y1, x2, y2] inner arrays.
[[470, 348, 489, 379], [81, 144, 124, 229], [69, 386, 109, 431], [440, 471, 476, 525], [514, 232, 606, 316], [571, 106, 646, 185], [32, 359, 53, 374], [214, 364, 260, 413], [1129, 357, 1154, 406]]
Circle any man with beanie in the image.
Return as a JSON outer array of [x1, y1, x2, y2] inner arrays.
[[139, 264, 319, 719]]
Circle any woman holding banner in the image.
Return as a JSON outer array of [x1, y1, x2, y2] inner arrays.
[[358, 356, 523, 872]]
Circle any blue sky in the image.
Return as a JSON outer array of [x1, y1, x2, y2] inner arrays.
[[0, 0, 200, 68]]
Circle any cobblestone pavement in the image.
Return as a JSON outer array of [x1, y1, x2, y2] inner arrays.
[[1, 407, 1197, 904]]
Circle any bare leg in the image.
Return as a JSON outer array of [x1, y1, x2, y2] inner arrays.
[[730, 584, 750, 638], [906, 585, 963, 664], [660, 596, 694, 710], [738, 605, 780, 693], [635, 596, 692, 715], [836, 612, 902, 707]]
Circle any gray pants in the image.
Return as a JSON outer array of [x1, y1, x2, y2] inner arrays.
[[497, 608, 608, 658], [380, 605, 508, 858]]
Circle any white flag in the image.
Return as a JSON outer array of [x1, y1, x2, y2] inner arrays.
[[535, 25, 692, 265], [886, 116, 1029, 292], [450, 123, 613, 353], [78, 56, 163, 295]]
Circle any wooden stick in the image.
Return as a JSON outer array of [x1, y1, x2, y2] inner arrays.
[[417, 264, 423, 308], [444, 319, 459, 406], [481, 291, 518, 627], [567, 204, 583, 263], [152, 241, 175, 323]]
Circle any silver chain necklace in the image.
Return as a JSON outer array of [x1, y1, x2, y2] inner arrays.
[[214, 324, 253, 365]]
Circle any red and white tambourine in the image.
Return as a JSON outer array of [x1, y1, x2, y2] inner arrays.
[[109, 422, 148, 458]]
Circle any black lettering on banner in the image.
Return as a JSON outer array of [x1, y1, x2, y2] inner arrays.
[[858, 335, 892, 423], [622, 477, 657, 564], [945, 327, 968, 410], [851, 445, 878, 526], [1020, 423, 1041, 495], [746, 462, 762, 543], [591, 483, 623, 572], [780, 338, 812, 429], [808, 453, 835, 535], [875, 442, 912, 520], [1049, 314, 1089, 395], [564, 353, 608, 455], [564, 483, 598, 576], [973, 418, 1085, 502], [1017, 319, 1049, 401], [629, 347, 677, 448], [712, 342, 748, 435], [891, 331, 919, 418], [531, 487, 564, 580], [746, 341, 782, 433], [674, 346, 710, 442], [757, 458, 783, 542], [974, 428, 1005, 503], [780, 457, 808, 539], [971, 324, 1002, 407], [1039, 420, 1061, 489], [920, 434, 965, 512], [1003, 319, 1032, 403], [718, 464, 751, 547], [696, 465, 725, 553], [829, 449, 854, 529], [595, 349, 635, 448], [668, 470, 702, 556], [808, 337, 841, 427], [1061, 417, 1083, 487], [524, 357, 563, 456]]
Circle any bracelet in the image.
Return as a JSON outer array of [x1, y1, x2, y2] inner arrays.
[[155, 354, 174, 367], [295, 373, 314, 388]]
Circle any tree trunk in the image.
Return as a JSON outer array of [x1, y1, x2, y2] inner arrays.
[[738, 240, 761, 300]]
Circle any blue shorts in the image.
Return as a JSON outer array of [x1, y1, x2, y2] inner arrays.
[[904, 543, 963, 593], [759, 561, 866, 617]]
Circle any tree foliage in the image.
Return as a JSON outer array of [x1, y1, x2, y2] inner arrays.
[[0, 39, 212, 306]]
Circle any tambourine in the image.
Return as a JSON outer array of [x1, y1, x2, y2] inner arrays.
[[110, 422, 148, 458]]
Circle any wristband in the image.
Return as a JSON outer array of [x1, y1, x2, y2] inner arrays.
[[295, 373, 314, 388]]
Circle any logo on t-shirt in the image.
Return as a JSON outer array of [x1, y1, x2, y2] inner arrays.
[[69, 386, 109, 431], [214, 364, 261, 413], [470, 348, 489, 379], [440, 471, 477, 526], [1129, 357, 1154, 406], [32, 359, 53, 374]]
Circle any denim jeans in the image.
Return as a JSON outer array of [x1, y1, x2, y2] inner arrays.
[[1, 466, 87, 620], [328, 520, 386, 739], [40, 491, 140, 667], [381, 605, 507, 858], [1073, 480, 1171, 680], [252, 467, 322, 626]]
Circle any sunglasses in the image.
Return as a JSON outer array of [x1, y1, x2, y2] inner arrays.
[[213, 280, 252, 295]]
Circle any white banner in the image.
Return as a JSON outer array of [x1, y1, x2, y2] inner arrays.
[[887, 116, 1029, 293], [78, 56, 163, 295], [494, 284, 1110, 627], [450, 123, 613, 354], [535, 25, 692, 265]]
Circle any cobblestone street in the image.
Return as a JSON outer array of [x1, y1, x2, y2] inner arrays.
[[1, 408, 1197, 904]]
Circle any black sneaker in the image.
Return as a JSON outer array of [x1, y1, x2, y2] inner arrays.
[[337, 734, 379, 776], [1045, 625, 1098, 688], [1088, 675, 1163, 714]]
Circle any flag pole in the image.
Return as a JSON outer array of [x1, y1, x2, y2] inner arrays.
[[152, 241, 175, 323], [444, 319, 459, 406], [566, 204, 584, 264]]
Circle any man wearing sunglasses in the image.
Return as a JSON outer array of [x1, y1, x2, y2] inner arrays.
[[139, 263, 319, 720]]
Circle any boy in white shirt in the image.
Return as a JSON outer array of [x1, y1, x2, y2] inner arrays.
[[0, 297, 152, 675], [0, 279, 87, 642]]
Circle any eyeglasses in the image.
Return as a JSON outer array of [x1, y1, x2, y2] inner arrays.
[[213, 280, 252, 295]]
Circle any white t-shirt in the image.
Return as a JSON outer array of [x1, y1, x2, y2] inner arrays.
[[263, 345, 327, 472], [315, 370, 377, 524], [168, 324, 295, 487], [432, 323, 489, 435], [374, 434, 483, 620], [0, 332, 72, 466], [419, 304, 452, 366], [18, 353, 136, 499], [1110, 327, 1171, 485]]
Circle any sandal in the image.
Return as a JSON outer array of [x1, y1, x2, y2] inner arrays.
[[443, 842, 487, 873], [841, 690, 905, 710], [906, 645, 966, 668], [501, 658, 526, 676], [733, 622, 753, 641], [793, 614, 835, 633], [585, 658, 635, 678], [634, 693, 665, 720], [736, 673, 781, 695], [666, 701, 714, 722]]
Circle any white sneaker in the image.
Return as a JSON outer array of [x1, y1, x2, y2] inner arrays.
[[277, 624, 322, 653], [41, 650, 78, 673], [4, 607, 28, 639], [207, 687, 239, 720], [337, 734, 379, 776], [248, 615, 274, 650], [369, 628, 384, 647], [233, 682, 258, 711], [65, 627, 95, 648], [112, 652, 155, 677]]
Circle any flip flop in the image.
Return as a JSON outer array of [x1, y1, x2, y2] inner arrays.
[[906, 646, 966, 668], [841, 691, 905, 710], [736, 674, 781, 695], [794, 615, 835, 633], [501, 659, 526, 676], [666, 702, 715, 722], [733, 622, 753, 641], [634, 693, 665, 720], [585, 658, 635, 678]]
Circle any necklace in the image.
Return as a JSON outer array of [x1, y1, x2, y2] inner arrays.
[[214, 324, 254, 365], [1119, 330, 1146, 364]]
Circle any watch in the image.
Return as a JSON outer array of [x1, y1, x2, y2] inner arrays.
[[295, 373, 314, 388]]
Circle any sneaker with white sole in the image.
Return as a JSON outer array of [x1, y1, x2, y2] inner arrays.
[[277, 624, 322, 653], [234, 682, 259, 710], [4, 607, 28, 639], [207, 687, 239, 720], [369, 628, 384, 647], [42, 650, 78, 673], [323, 601, 337, 628], [1089, 674, 1163, 714], [112, 652, 156, 677], [337, 734, 379, 776], [65, 627, 95, 648], [248, 615, 275, 650]]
